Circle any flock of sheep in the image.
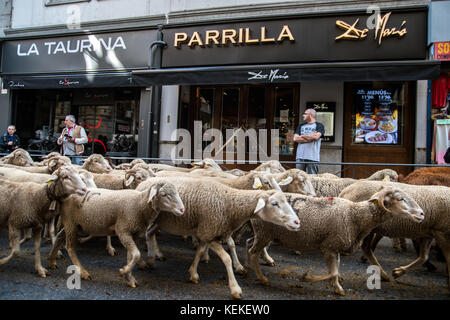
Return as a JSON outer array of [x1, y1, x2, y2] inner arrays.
[[0, 148, 449, 299]]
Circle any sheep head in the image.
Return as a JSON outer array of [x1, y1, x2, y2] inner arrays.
[[270, 169, 316, 197], [124, 168, 154, 189], [48, 165, 88, 198], [146, 182, 185, 216], [81, 154, 113, 173], [254, 191, 300, 232], [369, 186, 424, 223], [1, 148, 34, 166]]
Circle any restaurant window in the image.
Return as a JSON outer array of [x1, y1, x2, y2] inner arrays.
[[273, 87, 296, 155], [352, 82, 404, 146]]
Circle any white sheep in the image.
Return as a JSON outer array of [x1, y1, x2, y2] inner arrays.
[[48, 181, 185, 287], [0, 148, 35, 166], [136, 176, 300, 299], [339, 180, 450, 287], [0, 165, 87, 277], [247, 187, 424, 296]]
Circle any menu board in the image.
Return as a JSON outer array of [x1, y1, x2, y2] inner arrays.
[[353, 86, 401, 145]]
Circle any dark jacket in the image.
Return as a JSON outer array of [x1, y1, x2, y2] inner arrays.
[[0, 133, 20, 153]]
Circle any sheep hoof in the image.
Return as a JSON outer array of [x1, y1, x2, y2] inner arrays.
[[189, 274, 199, 284], [128, 281, 138, 288], [107, 248, 116, 257], [49, 262, 58, 269], [146, 259, 155, 269], [335, 288, 345, 296], [261, 277, 270, 286], [81, 271, 92, 280], [265, 261, 275, 267], [360, 255, 368, 263], [235, 266, 247, 275], [119, 268, 126, 276], [232, 292, 242, 299], [392, 268, 406, 279]]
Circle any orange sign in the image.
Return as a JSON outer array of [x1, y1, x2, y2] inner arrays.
[[434, 41, 450, 61]]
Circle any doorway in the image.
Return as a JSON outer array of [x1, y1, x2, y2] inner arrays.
[[186, 83, 300, 170]]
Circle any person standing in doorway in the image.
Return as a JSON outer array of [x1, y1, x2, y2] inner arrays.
[[293, 108, 324, 174], [0, 125, 20, 153], [57, 115, 88, 165]]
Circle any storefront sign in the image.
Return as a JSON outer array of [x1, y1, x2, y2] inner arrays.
[[163, 10, 427, 68], [1, 29, 157, 74], [335, 12, 407, 45], [434, 41, 450, 61]]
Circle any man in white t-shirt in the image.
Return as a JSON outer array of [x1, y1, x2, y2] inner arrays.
[[293, 108, 324, 174]]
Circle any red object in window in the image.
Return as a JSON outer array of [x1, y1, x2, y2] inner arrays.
[[432, 74, 449, 109], [81, 116, 107, 153]]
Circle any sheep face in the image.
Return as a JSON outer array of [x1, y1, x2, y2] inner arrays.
[[274, 170, 316, 196], [254, 191, 300, 232], [124, 169, 152, 189], [81, 154, 113, 173], [78, 171, 97, 189], [51, 165, 88, 197], [1, 148, 34, 166], [369, 187, 424, 223], [255, 160, 286, 174], [47, 157, 72, 173], [147, 182, 185, 216]]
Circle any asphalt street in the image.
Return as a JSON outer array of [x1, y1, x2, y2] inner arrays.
[[0, 228, 448, 300]]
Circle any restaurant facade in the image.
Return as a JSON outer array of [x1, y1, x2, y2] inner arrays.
[[0, 4, 440, 177]]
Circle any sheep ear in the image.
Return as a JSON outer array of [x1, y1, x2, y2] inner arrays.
[[278, 176, 293, 186], [369, 188, 393, 213], [124, 174, 135, 187], [253, 177, 263, 189], [147, 186, 158, 204], [254, 198, 266, 214], [47, 175, 58, 184]]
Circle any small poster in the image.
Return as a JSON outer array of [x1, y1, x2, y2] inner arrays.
[[280, 109, 289, 122], [306, 102, 336, 142]]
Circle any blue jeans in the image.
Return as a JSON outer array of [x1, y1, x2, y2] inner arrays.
[[71, 156, 83, 166], [296, 158, 319, 174]]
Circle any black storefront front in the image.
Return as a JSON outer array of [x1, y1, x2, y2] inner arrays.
[[0, 7, 440, 174]]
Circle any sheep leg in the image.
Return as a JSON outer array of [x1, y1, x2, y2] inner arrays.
[[188, 241, 208, 284], [361, 233, 391, 281], [226, 236, 246, 275], [117, 232, 140, 287], [65, 227, 91, 280], [32, 225, 49, 278], [392, 238, 433, 279], [432, 235, 450, 290], [392, 238, 402, 253], [261, 245, 275, 266], [247, 237, 272, 286], [400, 237, 407, 252], [145, 224, 165, 268], [43, 222, 50, 243], [48, 228, 65, 269], [208, 241, 243, 299], [78, 235, 93, 244], [0, 226, 21, 265], [303, 252, 345, 296], [49, 217, 56, 245], [106, 236, 116, 256], [19, 228, 32, 245]]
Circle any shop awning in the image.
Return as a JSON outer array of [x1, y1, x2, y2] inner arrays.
[[132, 60, 441, 85], [1, 71, 149, 89]]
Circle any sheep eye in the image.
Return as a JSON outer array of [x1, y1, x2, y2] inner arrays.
[[271, 201, 278, 206], [397, 197, 404, 201], [160, 191, 167, 197]]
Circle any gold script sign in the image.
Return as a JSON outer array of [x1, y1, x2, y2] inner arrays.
[[335, 12, 407, 45]]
